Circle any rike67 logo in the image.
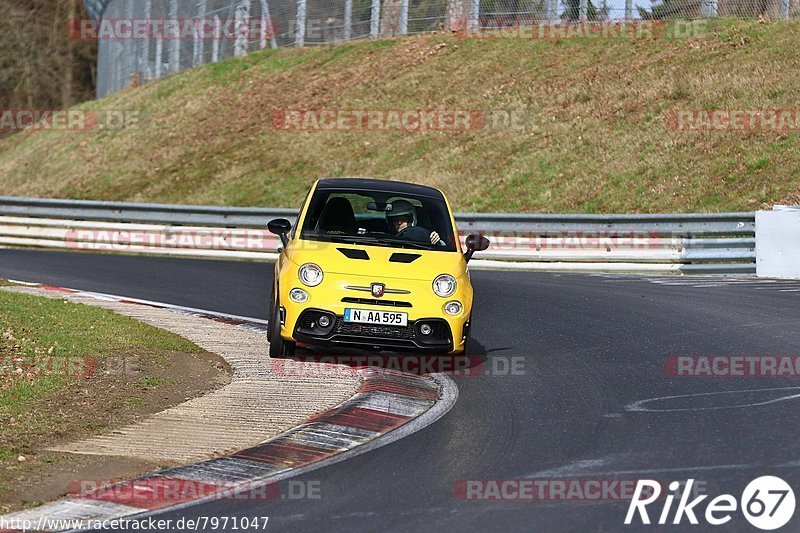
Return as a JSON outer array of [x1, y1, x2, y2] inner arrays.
[[626, 477, 795, 530]]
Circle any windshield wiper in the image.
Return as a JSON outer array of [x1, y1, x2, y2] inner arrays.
[[380, 239, 433, 250], [314, 234, 394, 247]]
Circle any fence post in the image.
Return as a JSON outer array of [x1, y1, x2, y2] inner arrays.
[[169, 0, 180, 73], [212, 15, 221, 61], [142, 0, 152, 80], [780, 0, 790, 18], [469, 0, 479, 31], [625, 0, 632, 20], [344, 0, 353, 40], [260, 0, 278, 48], [547, 0, 558, 22], [579, 0, 588, 20], [400, 0, 409, 34], [445, 0, 468, 31], [235, 1, 249, 56], [296, 0, 307, 45], [194, 0, 207, 66], [700, 0, 717, 17], [155, 35, 163, 78], [381, 0, 403, 36], [370, 0, 381, 38]]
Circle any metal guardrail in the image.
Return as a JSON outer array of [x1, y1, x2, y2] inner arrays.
[[0, 196, 296, 228], [0, 197, 756, 274]]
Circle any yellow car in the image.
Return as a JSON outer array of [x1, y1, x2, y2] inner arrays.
[[266, 178, 490, 357]]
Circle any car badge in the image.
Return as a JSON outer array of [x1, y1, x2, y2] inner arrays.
[[371, 283, 385, 298]]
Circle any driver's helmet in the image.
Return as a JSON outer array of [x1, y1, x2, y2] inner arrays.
[[386, 199, 417, 228]]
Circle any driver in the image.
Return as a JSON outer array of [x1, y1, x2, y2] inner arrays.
[[386, 200, 443, 246]]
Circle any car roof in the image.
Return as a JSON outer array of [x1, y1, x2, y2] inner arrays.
[[316, 178, 445, 199]]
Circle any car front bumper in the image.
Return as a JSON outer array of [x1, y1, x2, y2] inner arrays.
[[288, 307, 466, 353]]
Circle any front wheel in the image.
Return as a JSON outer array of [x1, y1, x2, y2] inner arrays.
[[268, 292, 295, 358]]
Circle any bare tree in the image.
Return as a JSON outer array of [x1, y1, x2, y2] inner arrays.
[[0, 0, 96, 115]]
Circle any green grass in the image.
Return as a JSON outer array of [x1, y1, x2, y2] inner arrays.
[[133, 376, 165, 390], [0, 289, 201, 438], [0, 19, 799, 213]]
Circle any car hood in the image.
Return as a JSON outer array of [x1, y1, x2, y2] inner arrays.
[[286, 239, 467, 281]]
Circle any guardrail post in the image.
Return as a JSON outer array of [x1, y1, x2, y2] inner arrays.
[[370, 0, 381, 38], [296, 0, 307, 46]]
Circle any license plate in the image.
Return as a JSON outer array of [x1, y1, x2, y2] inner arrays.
[[344, 308, 408, 327]]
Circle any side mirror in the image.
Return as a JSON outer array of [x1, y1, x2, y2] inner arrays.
[[464, 233, 490, 263], [268, 218, 292, 248]]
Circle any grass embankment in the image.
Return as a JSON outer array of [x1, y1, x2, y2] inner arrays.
[[0, 19, 798, 212], [0, 286, 225, 510]]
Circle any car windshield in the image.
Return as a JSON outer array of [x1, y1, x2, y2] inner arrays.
[[300, 188, 458, 252]]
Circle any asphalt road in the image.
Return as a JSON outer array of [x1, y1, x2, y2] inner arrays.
[[3, 249, 800, 532]]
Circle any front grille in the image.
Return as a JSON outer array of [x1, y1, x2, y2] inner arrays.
[[333, 320, 416, 340], [341, 297, 412, 308], [297, 311, 318, 329], [426, 321, 449, 340]]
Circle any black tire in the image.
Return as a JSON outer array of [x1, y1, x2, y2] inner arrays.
[[268, 290, 295, 358], [267, 283, 276, 343]]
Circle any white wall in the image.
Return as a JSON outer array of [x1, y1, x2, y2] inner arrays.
[[756, 206, 800, 279]]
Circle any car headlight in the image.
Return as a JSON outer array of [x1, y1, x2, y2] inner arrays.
[[433, 274, 457, 297], [298, 263, 323, 287], [444, 301, 463, 316]]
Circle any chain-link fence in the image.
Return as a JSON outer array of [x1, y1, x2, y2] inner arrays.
[[86, 0, 797, 98]]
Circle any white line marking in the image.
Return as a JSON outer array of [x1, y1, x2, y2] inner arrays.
[[533, 462, 762, 478], [626, 387, 800, 412]]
